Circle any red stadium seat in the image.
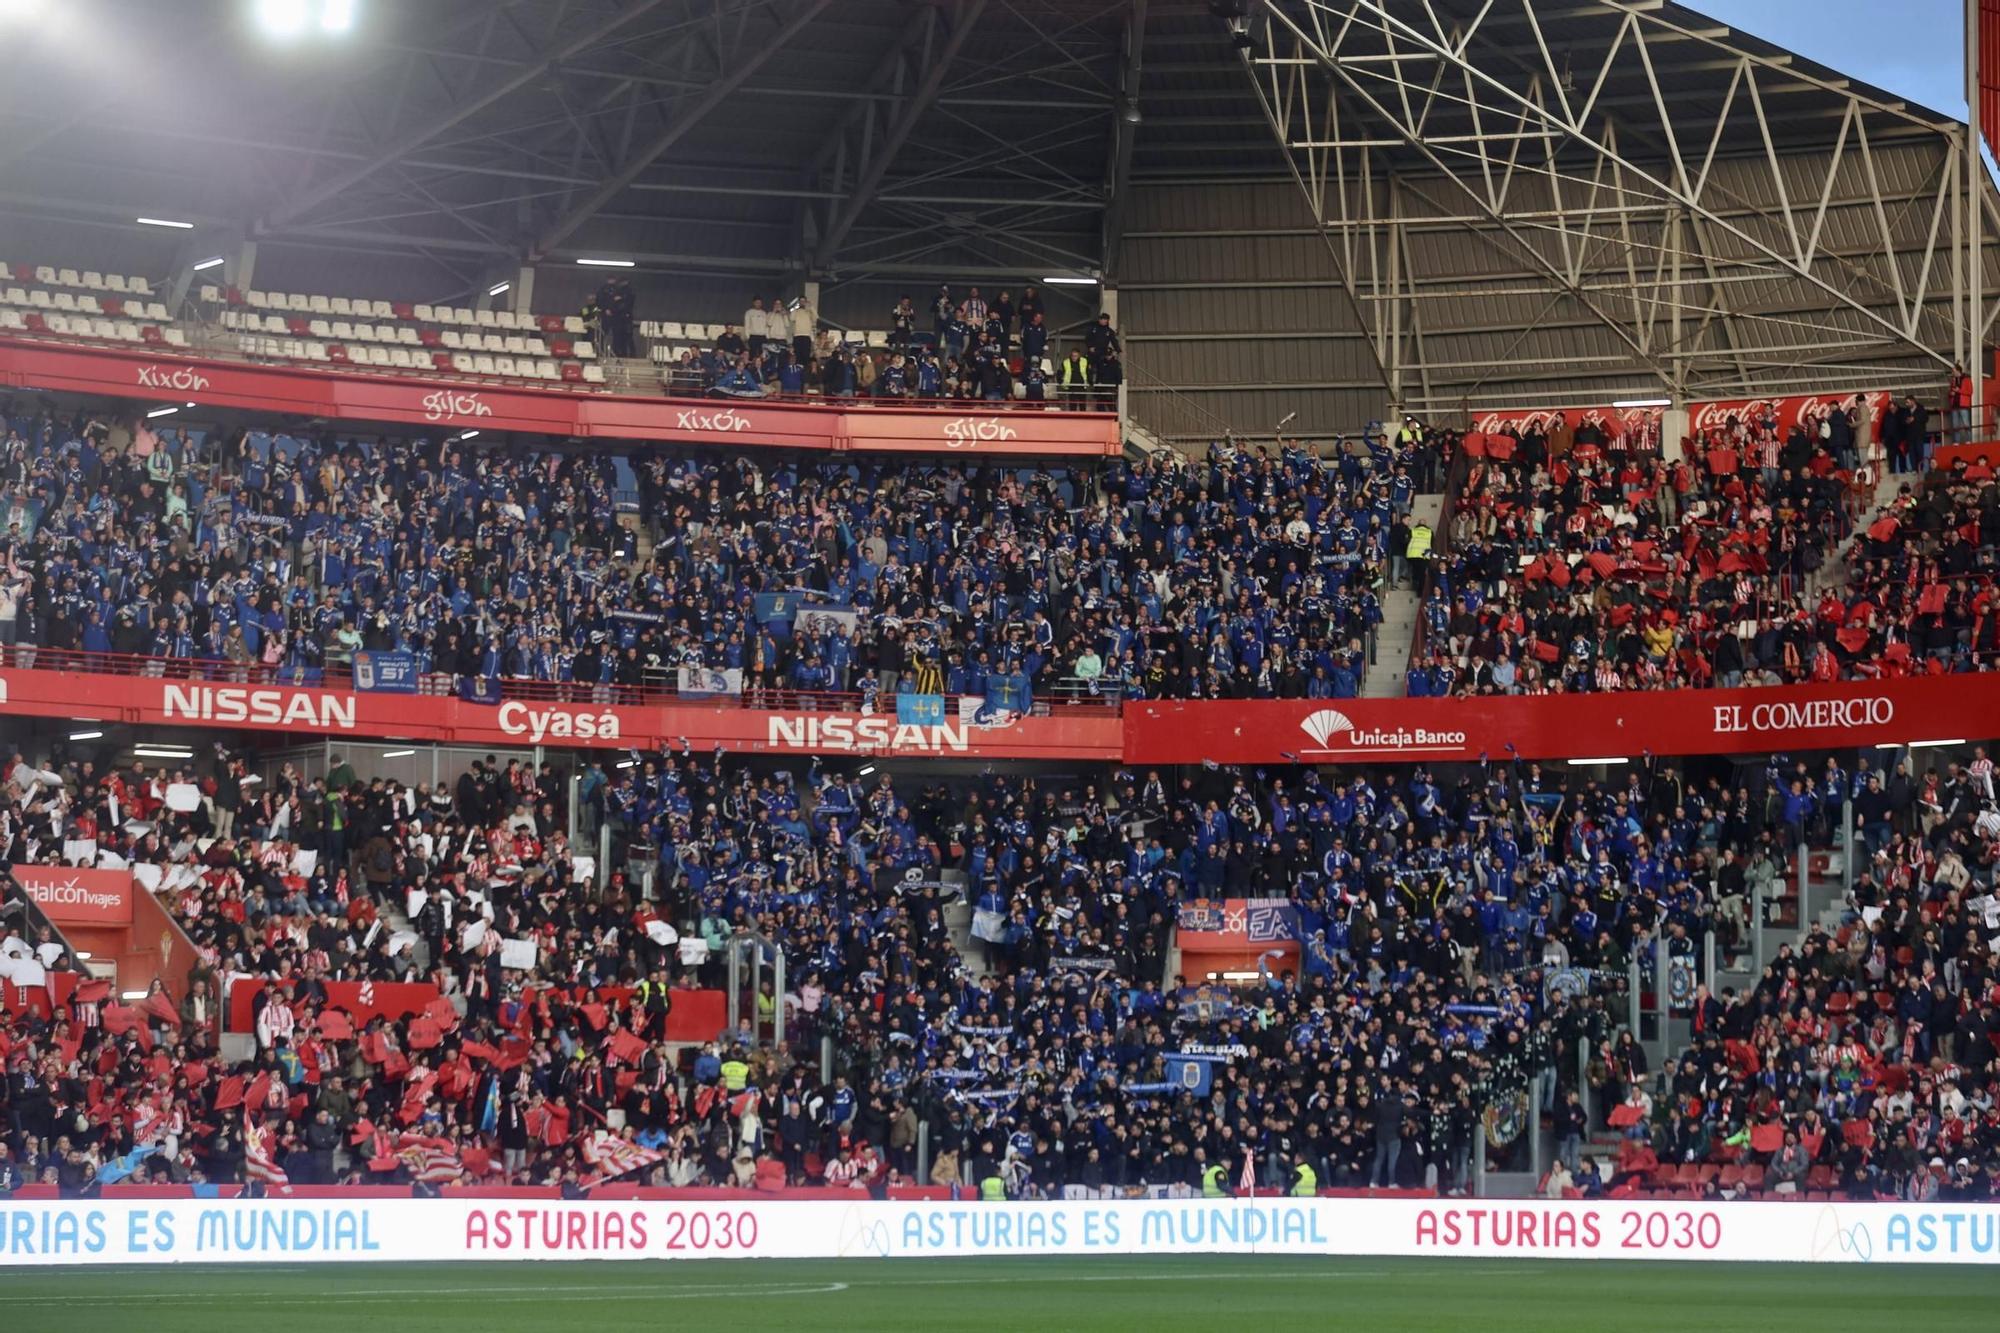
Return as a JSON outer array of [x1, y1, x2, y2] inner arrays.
[[538, 313, 564, 334], [392, 301, 415, 319], [419, 328, 443, 348], [560, 362, 583, 382], [140, 326, 163, 344], [327, 344, 349, 363], [287, 316, 310, 336], [549, 337, 573, 358], [432, 351, 453, 370]]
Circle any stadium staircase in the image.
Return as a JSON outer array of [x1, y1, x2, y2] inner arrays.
[[1362, 491, 1442, 697]]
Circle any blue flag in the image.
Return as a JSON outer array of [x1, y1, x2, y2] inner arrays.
[[897, 693, 947, 726], [1162, 1055, 1216, 1098]]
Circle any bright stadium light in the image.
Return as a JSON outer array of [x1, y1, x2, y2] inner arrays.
[[381, 748, 415, 758], [68, 730, 103, 741], [1908, 738, 1966, 748], [577, 257, 635, 268], [488, 282, 510, 296], [1042, 275, 1097, 285], [146, 406, 178, 418], [320, 0, 355, 32], [192, 256, 226, 270], [1612, 397, 1671, 408], [1566, 756, 1630, 766], [256, 0, 309, 38], [136, 216, 194, 229]]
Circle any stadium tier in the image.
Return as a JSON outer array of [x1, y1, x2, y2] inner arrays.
[[4, 741, 1998, 1206], [11, 2, 2000, 1304]]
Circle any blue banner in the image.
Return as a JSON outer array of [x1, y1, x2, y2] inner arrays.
[[353, 650, 419, 694], [1162, 1056, 1215, 1097], [459, 676, 502, 706], [897, 693, 946, 726], [754, 593, 805, 625]]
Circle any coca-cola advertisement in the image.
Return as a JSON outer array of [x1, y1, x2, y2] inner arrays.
[[1467, 403, 1663, 445], [1686, 391, 1889, 444]]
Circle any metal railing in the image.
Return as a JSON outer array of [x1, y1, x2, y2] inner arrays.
[[0, 645, 1123, 719], [1121, 360, 1239, 449]]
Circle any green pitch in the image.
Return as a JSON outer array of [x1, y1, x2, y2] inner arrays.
[[4, 1254, 1989, 1330]]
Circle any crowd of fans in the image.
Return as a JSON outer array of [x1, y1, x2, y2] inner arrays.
[[5, 722, 1995, 1201], [0, 399, 1444, 702], [1407, 396, 2000, 695], [643, 283, 1123, 408]]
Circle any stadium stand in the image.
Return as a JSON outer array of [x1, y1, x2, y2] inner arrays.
[[1407, 397, 1998, 695], [5, 733, 1996, 1201], [0, 402, 1441, 703]]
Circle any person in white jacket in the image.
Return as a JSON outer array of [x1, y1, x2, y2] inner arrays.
[[743, 298, 770, 358], [788, 296, 816, 366]]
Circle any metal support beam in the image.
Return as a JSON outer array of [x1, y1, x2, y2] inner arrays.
[[264, 0, 673, 232], [536, 0, 838, 257], [1100, 0, 1150, 282], [813, 0, 991, 269]]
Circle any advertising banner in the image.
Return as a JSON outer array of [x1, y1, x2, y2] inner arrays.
[[0, 663, 1989, 764], [1122, 677, 1996, 766], [11, 864, 132, 925], [0, 1197, 1990, 1266], [0, 339, 1119, 457], [1687, 391, 1890, 443], [1467, 404, 1660, 441]]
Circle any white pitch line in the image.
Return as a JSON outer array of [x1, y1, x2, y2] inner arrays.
[[6, 1282, 850, 1306]]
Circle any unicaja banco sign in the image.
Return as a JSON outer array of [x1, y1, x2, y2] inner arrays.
[[1296, 708, 1466, 757]]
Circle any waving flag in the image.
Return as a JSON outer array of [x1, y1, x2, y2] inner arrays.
[[581, 1130, 664, 1181]]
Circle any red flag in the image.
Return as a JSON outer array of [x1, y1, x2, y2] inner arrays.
[[245, 1072, 274, 1111], [316, 1011, 354, 1041], [579, 1003, 609, 1032], [144, 992, 182, 1029], [74, 978, 112, 1004], [101, 1003, 143, 1037], [461, 1040, 498, 1063], [606, 1029, 646, 1065], [360, 1032, 389, 1065], [214, 1075, 246, 1110], [407, 1017, 443, 1051], [183, 1060, 210, 1087], [424, 996, 460, 1032]]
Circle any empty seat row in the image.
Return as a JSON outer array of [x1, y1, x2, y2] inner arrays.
[[0, 286, 170, 321], [209, 284, 587, 336], [236, 333, 599, 383], [2, 309, 186, 347], [0, 264, 154, 297]]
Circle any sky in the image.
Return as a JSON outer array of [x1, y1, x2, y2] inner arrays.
[[1691, 0, 1968, 118]]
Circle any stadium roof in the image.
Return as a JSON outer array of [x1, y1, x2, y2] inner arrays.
[[3, 0, 1995, 429]]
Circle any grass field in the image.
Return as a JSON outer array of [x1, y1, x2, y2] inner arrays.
[[3, 1254, 1990, 1331]]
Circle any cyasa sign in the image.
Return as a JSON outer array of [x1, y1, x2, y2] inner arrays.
[[495, 701, 622, 743], [13, 865, 133, 925]]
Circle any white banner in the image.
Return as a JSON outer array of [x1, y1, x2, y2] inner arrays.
[[0, 1198, 1990, 1267]]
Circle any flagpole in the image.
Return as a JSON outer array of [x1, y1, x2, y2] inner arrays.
[[1971, 0, 1985, 438]]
